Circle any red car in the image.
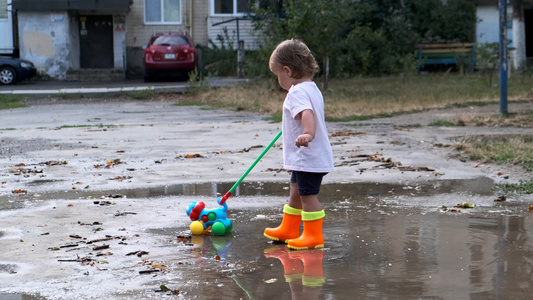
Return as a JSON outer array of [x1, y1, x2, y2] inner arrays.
[[143, 32, 197, 82]]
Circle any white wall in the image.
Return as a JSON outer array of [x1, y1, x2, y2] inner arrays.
[[476, 5, 514, 45], [18, 11, 72, 79], [476, 5, 525, 70], [0, 0, 14, 54], [208, 17, 259, 50]]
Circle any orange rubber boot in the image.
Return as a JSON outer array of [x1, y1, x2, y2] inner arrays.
[[287, 210, 325, 250], [264, 205, 302, 243]]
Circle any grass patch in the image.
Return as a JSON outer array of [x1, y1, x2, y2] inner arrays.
[[454, 135, 533, 171], [495, 180, 533, 194], [429, 120, 458, 127], [0, 95, 25, 110], [184, 74, 532, 121], [56, 92, 84, 100], [264, 112, 282, 123], [0, 128, 16, 130], [126, 89, 157, 100], [117, 89, 157, 100], [454, 109, 533, 127]]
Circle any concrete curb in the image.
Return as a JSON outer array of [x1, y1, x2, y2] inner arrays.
[[0, 77, 250, 96]]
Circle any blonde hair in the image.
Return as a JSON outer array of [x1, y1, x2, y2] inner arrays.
[[270, 39, 319, 79]]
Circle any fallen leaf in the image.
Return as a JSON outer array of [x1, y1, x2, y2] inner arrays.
[[92, 244, 109, 251], [158, 285, 180, 295], [109, 176, 132, 181], [494, 195, 507, 202], [137, 251, 149, 257], [454, 202, 474, 208], [330, 130, 356, 137], [45, 161, 68, 166]]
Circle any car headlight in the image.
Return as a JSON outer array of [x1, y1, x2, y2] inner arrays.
[[20, 62, 33, 68]]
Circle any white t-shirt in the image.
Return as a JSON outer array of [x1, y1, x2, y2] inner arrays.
[[282, 81, 334, 173]]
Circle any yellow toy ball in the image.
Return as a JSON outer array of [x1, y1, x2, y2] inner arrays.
[[190, 221, 205, 235]]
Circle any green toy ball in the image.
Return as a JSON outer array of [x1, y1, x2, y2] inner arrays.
[[190, 221, 205, 235], [211, 222, 226, 236]]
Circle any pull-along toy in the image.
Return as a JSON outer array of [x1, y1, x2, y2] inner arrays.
[[186, 130, 282, 236]]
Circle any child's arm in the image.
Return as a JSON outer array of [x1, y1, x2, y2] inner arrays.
[[296, 109, 316, 147]]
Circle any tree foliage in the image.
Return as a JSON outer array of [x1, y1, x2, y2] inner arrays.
[[250, 0, 477, 78]]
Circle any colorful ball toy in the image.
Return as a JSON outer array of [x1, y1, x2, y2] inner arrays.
[[186, 197, 232, 236]]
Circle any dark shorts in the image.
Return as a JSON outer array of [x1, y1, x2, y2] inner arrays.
[[290, 171, 327, 195]]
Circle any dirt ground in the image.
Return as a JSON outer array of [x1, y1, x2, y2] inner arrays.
[[0, 99, 532, 299]]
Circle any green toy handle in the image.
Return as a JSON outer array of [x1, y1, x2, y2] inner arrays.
[[219, 130, 282, 204]]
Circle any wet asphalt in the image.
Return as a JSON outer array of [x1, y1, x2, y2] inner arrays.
[[1, 79, 533, 299]]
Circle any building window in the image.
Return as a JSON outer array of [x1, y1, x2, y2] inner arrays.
[[145, 0, 182, 24], [212, 0, 252, 16], [0, 0, 8, 19]]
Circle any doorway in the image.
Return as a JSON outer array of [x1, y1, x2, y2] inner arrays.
[[79, 15, 114, 68], [525, 9, 533, 58]]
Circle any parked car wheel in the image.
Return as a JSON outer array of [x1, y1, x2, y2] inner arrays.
[[0, 56, 37, 85], [143, 72, 153, 82], [0, 66, 16, 85]]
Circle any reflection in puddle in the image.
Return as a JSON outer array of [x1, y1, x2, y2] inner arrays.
[[264, 246, 324, 300], [175, 195, 533, 299]]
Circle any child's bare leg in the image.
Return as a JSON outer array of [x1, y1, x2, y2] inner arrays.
[[288, 182, 303, 209], [300, 194, 322, 212]]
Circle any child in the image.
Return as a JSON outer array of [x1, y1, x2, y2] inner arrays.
[[264, 39, 334, 250]]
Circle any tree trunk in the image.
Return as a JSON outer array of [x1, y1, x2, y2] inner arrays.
[[322, 54, 329, 91]]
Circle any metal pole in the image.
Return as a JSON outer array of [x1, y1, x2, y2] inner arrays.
[[236, 18, 240, 46], [499, 0, 508, 115], [238, 40, 244, 78]]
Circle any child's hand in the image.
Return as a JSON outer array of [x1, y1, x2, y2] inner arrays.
[[295, 134, 313, 147]]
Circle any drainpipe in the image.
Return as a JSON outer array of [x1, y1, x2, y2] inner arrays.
[[189, 0, 193, 39]]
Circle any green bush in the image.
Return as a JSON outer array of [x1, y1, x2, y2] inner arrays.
[[201, 28, 238, 77]]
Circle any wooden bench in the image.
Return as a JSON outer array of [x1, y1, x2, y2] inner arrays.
[[415, 43, 476, 73]]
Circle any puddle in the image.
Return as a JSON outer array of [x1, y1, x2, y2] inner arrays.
[[130, 193, 533, 300], [0, 294, 44, 300], [5, 176, 531, 299], [0, 177, 495, 210], [159, 202, 532, 299]]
